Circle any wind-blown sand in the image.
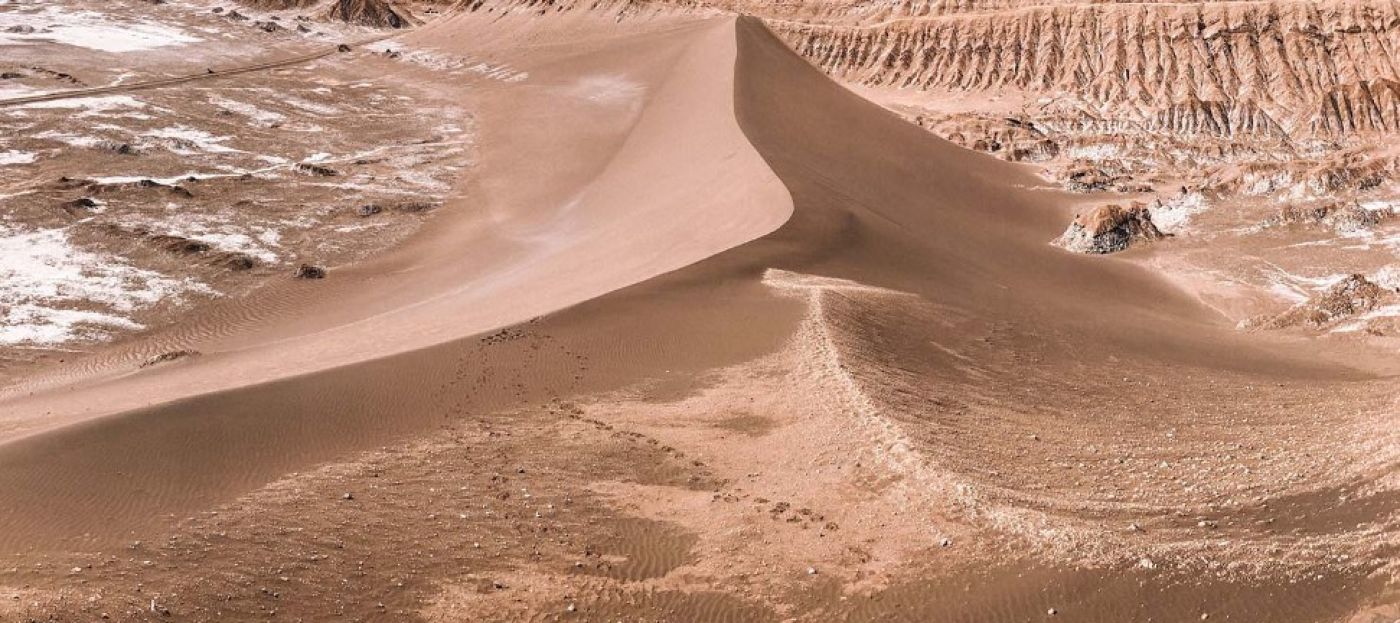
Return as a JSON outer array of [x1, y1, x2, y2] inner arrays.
[[0, 6, 1396, 622]]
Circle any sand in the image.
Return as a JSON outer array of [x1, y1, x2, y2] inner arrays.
[[0, 2, 1395, 621]]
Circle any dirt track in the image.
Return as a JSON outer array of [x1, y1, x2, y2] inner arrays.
[[0, 35, 393, 108]]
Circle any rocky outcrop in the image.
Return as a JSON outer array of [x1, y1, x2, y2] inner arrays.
[[234, 0, 414, 28], [325, 0, 412, 28], [756, 0, 1400, 139], [295, 263, 328, 279], [1253, 274, 1394, 329], [428, 0, 1399, 139], [1264, 200, 1395, 232], [236, 0, 321, 9], [140, 350, 200, 368], [1055, 203, 1167, 254], [295, 162, 339, 177]]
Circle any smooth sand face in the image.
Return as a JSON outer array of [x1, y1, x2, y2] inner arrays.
[[0, 5, 1396, 622], [0, 16, 791, 439]]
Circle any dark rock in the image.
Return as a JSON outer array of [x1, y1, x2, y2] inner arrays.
[[1252, 274, 1392, 329], [393, 201, 436, 213], [214, 252, 257, 271], [140, 350, 199, 368], [1063, 166, 1130, 193], [152, 235, 211, 255], [65, 197, 101, 210], [295, 264, 327, 279], [295, 163, 339, 177]]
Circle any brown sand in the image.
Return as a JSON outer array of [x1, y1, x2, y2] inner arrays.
[[0, 6, 1396, 623]]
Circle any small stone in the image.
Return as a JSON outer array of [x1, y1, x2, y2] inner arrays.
[[342, 492, 354, 501], [1048, 608, 1058, 616], [566, 603, 576, 612], [940, 538, 952, 548], [806, 566, 817, 575], [296, 264, 327, 279]]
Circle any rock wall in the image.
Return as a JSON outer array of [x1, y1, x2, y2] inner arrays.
[[434, 0, 1400, 138], [772, 0, 1400, 137]]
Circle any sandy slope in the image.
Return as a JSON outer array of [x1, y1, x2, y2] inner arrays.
[[0, 17, 788, 437], [0, 8, 1395, 622], [0, 14, 794, 547]]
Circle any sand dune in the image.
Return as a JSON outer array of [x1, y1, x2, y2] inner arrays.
[[1, 5, 1395, 621], [0, 16, 788, 441]]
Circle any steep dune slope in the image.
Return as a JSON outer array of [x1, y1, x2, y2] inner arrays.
[[0, 15, 792, 547], [729, 17, 1394, 573]]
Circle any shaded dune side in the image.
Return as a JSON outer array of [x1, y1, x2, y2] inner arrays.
[[727, 16, 1398, 570], [727, 16, 1367, 375]]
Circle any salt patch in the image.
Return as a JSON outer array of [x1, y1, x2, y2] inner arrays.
[[283, 96, 340, 115], [0, 223, 205, 346], [208, 96, 285, 125], [20, 95, 146, 114], [0, 6, 199, 53], [128, 213, 284, 264], [1262, 267, 1350, 304], [1149, 192, 1208, 234], [0, 150, 35, 165], [1066, 144, 1120, 161], [148, 126, 239, 154]]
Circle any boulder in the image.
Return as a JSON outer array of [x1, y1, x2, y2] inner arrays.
[[1055, 203, 1167, 254], [295, 264, 327, 279]]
